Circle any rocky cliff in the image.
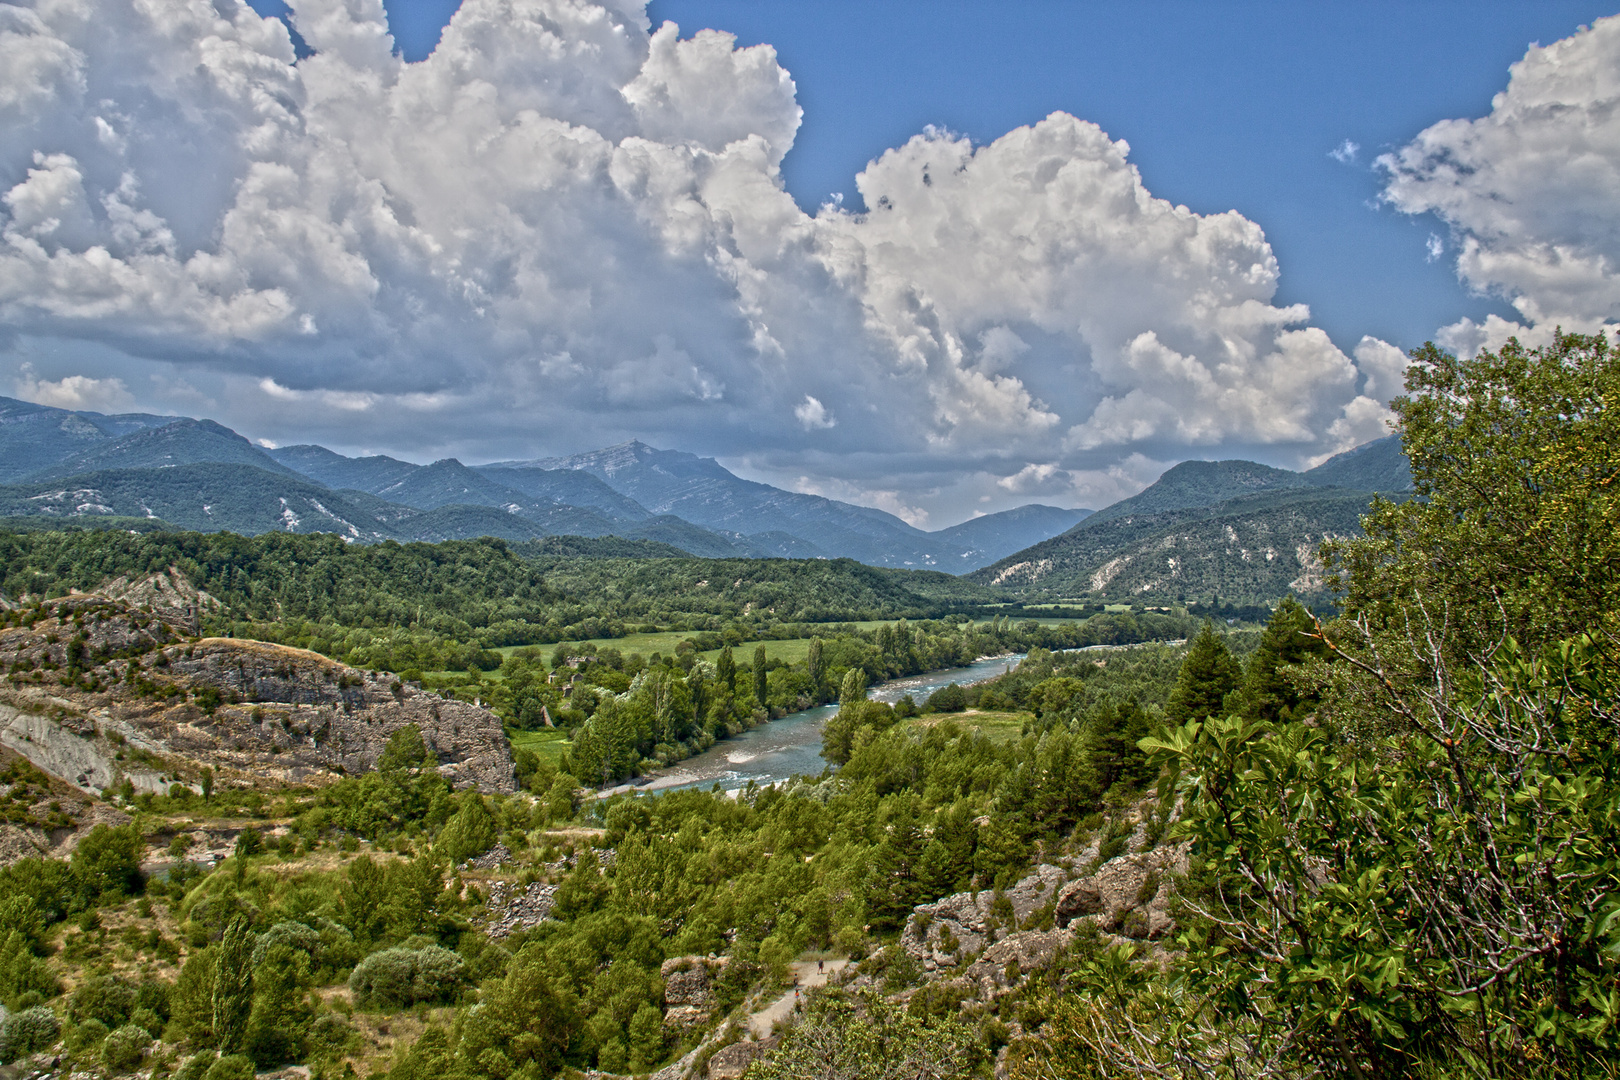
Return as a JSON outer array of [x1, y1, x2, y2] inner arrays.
[[0, 593, 516, 798]]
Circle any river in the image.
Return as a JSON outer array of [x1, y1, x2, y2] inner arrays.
[[624, 653, 1025, 796]]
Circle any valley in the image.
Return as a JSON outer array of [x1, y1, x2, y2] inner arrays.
[[0, 335, 1609, 1080]]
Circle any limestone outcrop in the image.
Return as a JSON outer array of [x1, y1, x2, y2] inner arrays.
[[1053, 844, 1187, 939], [661, 955, 728, 1033], [899, 863, 1067, 970], [0, 594, 516, 796]]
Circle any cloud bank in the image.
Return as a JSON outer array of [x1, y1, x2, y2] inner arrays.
[[1380, 14, 1620, 356], [2, 0, 1413, 519]]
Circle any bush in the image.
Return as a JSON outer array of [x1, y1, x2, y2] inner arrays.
[[70, 824, 145, 898], [203, 1053, 256, 1080], [69, 973, 137, 1028], [174, 1050, 216, 1080], [306, 1011, 360, 1060], [65, 1016, 108, 1053], [0, 1005, 60, 1063], [925, 683, 967, 713], [348, 945, 469, 1009], [101, 1023, 151, 1071], [249, 921, 320, 967]]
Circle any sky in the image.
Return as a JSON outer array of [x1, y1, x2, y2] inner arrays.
[[2, 0, 1618, 527]]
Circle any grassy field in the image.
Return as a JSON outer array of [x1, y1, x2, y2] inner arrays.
[[509, 727, 572, 760], [903, 709, 1031, 743]]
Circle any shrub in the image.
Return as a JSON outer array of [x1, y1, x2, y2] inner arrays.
[[70, 824, 145, 898], [174, 1050, 216, 1080], [925, 683, 967, 713], [101, 1023, 151, 1071], [203, 1053, 256, 1080], [0, 1005, 60, 1063], [70, 973, 137, 1028], [306, 1011, 360, 1060], [249, 921, 320, 967], [348, 945, 469, 1009], [65, 1016, 108, 1053]]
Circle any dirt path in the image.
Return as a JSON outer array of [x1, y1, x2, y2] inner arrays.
[[748, 959, 849, 1038]]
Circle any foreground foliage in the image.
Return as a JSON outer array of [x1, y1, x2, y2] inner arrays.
[[1025, 332, 1620, 1079]]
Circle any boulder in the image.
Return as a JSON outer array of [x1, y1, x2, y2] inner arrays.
[[706, 1038, 774, 1079], [1054, 844, 1188, 939]]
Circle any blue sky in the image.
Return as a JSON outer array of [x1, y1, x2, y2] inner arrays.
[[7, 0, 1618, 523]]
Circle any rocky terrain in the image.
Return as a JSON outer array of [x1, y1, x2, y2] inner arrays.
[[0, 587, 517, 824]]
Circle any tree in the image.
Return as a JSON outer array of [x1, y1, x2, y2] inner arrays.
[[1238, 596, 1332, 724], [839, 667, 867, 706], [1330, 331, 1620, 658], [1164, 622, 1240, 725], [211, 917, 254, 1055], [716, 645, 737, 696], [453, 943, 579, 1077], [436, 793, 497, 864], [378, 725, 432, 776], [754, 644, 769, 707], [71, 824, 145, 900], [1046, 336, 1620, 1078], [807, 638, 825, 691]]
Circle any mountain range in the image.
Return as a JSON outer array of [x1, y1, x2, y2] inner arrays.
[[0, 396, 1091, 572], [0, 394, 1411, 594], [969, 441, 1413, 603]]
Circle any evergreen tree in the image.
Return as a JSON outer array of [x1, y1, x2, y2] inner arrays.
[[1239, 596, 1332, 723], [753, 644, 768, 707], [436, 794, 497, 864], [715, 646, 736, 697], [212, 917, 254, 1055], [1165, 622, 1240, 725]]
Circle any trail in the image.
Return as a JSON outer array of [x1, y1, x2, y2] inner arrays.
[[749, 959, 850, 1038]]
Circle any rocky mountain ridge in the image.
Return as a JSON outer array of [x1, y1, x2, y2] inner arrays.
[[0, 398, 1090, 571], [971, 435, 1413, 602]]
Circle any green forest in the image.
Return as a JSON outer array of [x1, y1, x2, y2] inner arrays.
[[0, 333, 1615, 1079]]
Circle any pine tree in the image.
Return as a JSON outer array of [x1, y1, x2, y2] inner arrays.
[[212, 917, 254, 1055], [1240, 596, 1332, 723], [1166, 622, 1241, 725]]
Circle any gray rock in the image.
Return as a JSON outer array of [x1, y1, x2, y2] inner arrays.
[[900, 864, 1067, 964], [706, 1037, 775, 1079], [1055, 844, 1188, 939], [461, 843, 513, 871], [483, 879, 558, 938], [661, 955, 728, 1033]]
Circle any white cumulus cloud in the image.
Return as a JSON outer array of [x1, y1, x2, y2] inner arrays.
[[0, 0, 1406, 521], [794, 394, 834, 430], [1381, 15, 1620, 352]]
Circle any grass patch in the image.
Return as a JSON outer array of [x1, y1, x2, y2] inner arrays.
[[904, 710, 1031, 743], [508, 728, 572, 760]]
